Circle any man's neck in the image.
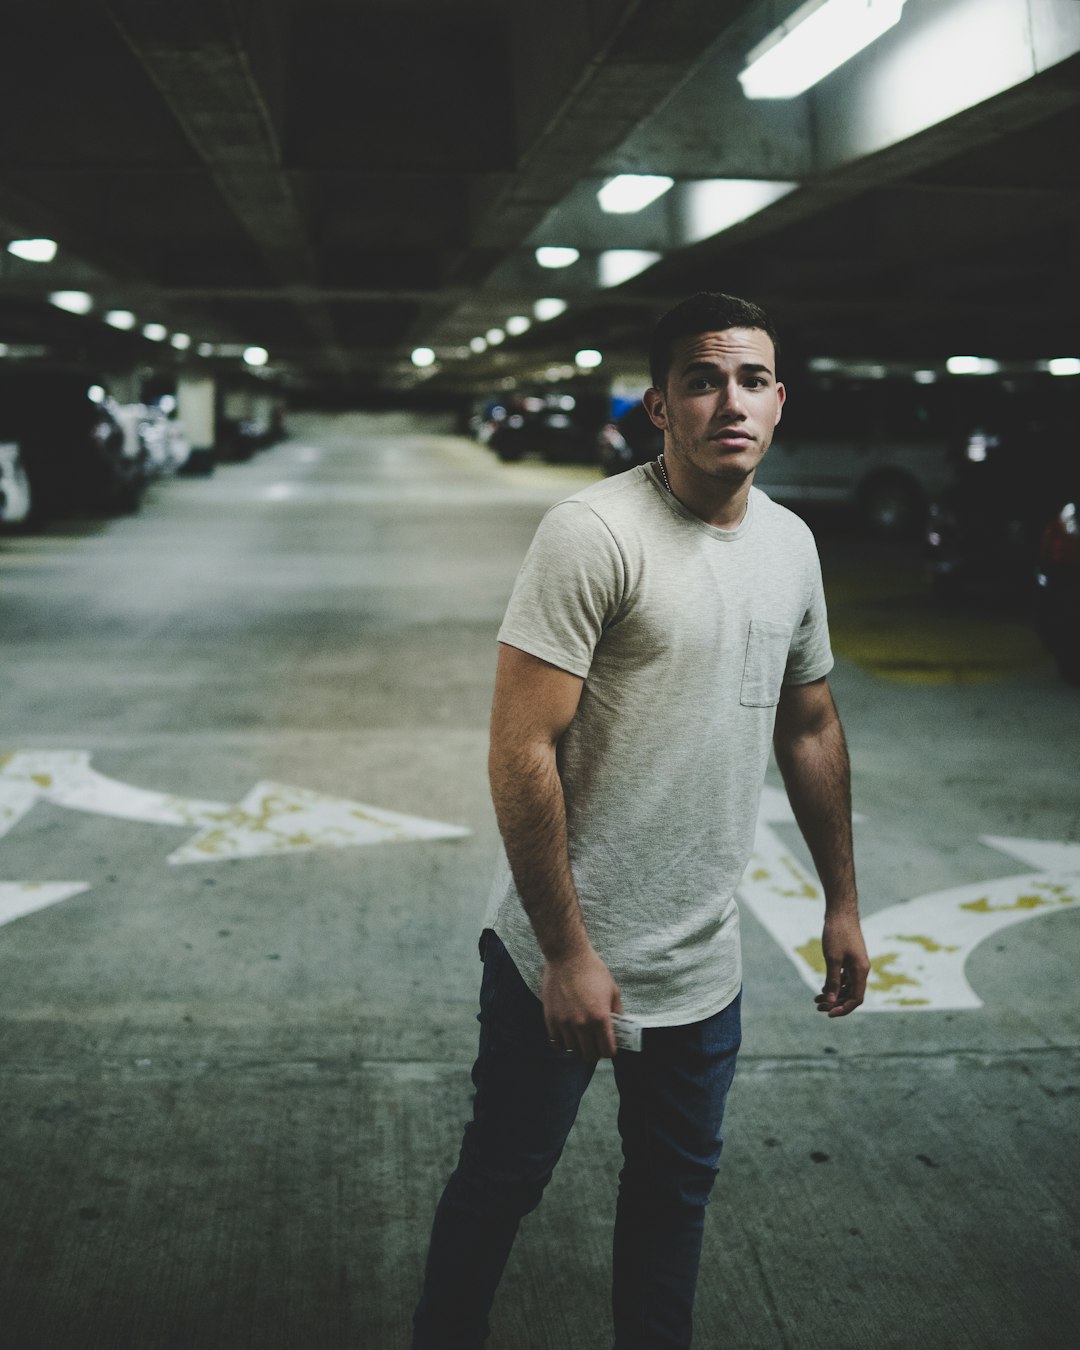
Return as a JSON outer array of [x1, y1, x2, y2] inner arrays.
[[660, 455, 752, 530]]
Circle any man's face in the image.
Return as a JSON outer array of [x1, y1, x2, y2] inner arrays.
[[643, 327, 785, 489]]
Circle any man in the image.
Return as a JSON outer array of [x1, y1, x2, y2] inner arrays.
[[413, 292, 870, 1349]]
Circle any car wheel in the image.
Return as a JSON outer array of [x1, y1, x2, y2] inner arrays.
[[859, 473, 925, 539]]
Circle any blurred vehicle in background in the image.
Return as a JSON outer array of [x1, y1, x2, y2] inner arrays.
[[596, 373, 958, 537], [925, 376, 1076, 598], [596, 401, 662, 475], [0, 372, 146, 525], [1035, 496, 1080, 686], [487, 393, 603, 464], [756, 373, 955, 537], [0, 440, 33, 527]]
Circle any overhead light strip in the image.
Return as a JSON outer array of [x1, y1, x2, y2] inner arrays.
[[739, 0, 906, 100]]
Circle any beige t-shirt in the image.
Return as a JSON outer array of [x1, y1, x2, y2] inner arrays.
[[485, 465, 834, 1025]]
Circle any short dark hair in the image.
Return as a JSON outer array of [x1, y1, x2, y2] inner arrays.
[[648, 291, 780, 389]]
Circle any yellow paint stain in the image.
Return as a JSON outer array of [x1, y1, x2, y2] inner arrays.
[[777, 856, 819, 900], [751, 867, 770, 882], [0, 752, 14, 769], [795, 939, 826, 975], [31, 774, 53, 788], [889, 998, 931, 1007], [867, 953, 920, 993], [891, 934, 960, 953], [961, 894, 1052, 914]]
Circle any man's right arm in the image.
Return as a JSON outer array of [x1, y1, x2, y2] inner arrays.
[[489, 642, 622, 1060]]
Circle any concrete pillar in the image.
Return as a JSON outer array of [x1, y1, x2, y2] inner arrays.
[[177, 374, 217, 474]]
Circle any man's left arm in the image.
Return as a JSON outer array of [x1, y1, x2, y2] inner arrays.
[[772, 676, 871, 1017]]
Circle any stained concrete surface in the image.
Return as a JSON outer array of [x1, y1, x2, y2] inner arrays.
[[1, 412, 1078, 1349]]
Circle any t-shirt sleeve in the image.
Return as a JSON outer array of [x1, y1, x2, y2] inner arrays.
[[783, 541, 834, 685], [497, 501, 625, 678]]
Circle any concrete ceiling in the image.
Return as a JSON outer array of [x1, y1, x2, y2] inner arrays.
[[0, 0, 1077, 398]]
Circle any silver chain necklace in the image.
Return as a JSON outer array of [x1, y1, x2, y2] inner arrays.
[[656, 453, 672, 493]]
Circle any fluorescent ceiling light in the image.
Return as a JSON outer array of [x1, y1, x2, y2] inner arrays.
[[575, 349, 603, 369], [243, 346, 269, 366], [739, 0, 906, 100], [411, 347, 436, 368], [143, 323, 168, 342], [597, 175, 674, 215], [946, 356, 999, 376], [535, 246, 580, 269], [913, 369, 937, 384], [486, 328, 506, 346], [1047, 357, 1080, 377], [682, 180, 797, 243], [104, 310, 137, 330], [534, 298, 567, 322], [506, 315, 531, 336], [49, 289, 93, 315], [7, 237, 58, 263], [599, 250, 661, 288], [171, 332, 191, 350]]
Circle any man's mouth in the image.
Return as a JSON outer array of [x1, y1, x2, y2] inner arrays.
[[710, 430, 752, 445]]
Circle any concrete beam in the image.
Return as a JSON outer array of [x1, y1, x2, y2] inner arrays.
[[102, 0, 351, 379]]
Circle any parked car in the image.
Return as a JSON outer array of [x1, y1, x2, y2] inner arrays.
[[596, 401, 662, 475], [596, 373, 958, 536], [925, 378, 1076, 598], [0, 372, 146, 524], [755, 374, 957, 537], [488, 394, 601, 464], [0, 440, 33, 528], [1035, 495, 1080, 686]]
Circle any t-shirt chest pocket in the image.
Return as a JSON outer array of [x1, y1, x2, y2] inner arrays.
[[740, 618, 792, 707]]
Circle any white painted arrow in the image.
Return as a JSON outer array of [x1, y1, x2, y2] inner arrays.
[[166, 779, 470, 864], [0, 881, 91, 927], [0, 750, 230, 827], [738, 787, 1079, 1011], [1, 750, 470, 868]]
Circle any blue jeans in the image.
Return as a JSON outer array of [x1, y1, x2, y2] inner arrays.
[[412, 932, 741, 1349]]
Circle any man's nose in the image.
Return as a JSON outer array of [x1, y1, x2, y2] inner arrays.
[[717, 380, 746, 417]]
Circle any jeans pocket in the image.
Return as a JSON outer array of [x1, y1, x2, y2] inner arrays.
[[739, 618, 791, 707]]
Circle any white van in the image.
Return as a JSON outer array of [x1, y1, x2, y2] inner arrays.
[[755, 375, 957, 536]]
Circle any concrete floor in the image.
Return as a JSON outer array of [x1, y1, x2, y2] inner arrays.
[[1, 413, 1077, 1350]]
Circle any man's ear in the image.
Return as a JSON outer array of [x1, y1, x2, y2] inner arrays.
[[643, 386, 667, 430], [774, 382, 786, 426]]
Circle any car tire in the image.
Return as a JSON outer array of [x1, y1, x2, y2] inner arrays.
[[859, 472, 925, 539]]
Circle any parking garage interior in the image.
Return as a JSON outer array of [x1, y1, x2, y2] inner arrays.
[[2, 3, 1079, 1348]]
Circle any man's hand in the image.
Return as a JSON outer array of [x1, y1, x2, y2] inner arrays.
[[541, 945, 623, 1061], [815, 911, 871, 1017]]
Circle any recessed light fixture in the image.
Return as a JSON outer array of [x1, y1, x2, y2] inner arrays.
[[143, 323, 168, 342], [505, 315, 531, 336], [534, 298, 568, 322], [598, 250, 661, 288], [486, 328, 506, 346], [49, 290, 93, 315], [469, 337, 488, 354], [739, 0, 906, 100], [913, 370, 937, 384], [575, 349, 603, 369], [171, 333, 191, 350], [946, 356, 999, 376], [7, 238, 58, 263], [411, 347, 436, 368], [535, 246, 580, 269], [597, 175, 674, 214], [243, 346, 269, 366], [1047, 357, 1080, 377], [104, 310, 137, 330]]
